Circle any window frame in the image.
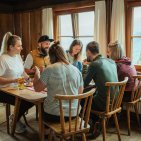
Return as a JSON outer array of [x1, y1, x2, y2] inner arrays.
[[52, 2, 95, 41], [125, 0, 141, 69], [125, 1, 141, 57], [58, 11, 95, 43]]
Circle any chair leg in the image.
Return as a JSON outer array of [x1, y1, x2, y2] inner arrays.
[[126, 105, 131, 136], [60, 138, 64, 141], [134, 104, 141, 128], [36, 105, 38, 121], [71, 135, 75, 141], [113, 114, 121, 141], [101, 118, 106, 141], [82, 133, 86, 141], [6, 104, 11, 134], [48, 129, 53, 141]]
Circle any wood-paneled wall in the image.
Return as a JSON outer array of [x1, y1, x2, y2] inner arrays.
[[0, 13, 14, 47], [0, 9, 42, 60], [13, 9, 42, 59]]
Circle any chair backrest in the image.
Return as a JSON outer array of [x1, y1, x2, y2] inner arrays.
[[131, 75, 141, 102], [54, 88, 96, 134], [105, 77, 128, 115]]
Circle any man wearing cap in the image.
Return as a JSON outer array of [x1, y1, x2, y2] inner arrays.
[[24, 35, 54, 74]]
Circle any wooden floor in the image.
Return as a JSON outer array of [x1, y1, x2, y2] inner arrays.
[[0, 104, 141, 141]]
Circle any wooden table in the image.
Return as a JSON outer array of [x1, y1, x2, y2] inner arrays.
[[0, 87, 47, 141]]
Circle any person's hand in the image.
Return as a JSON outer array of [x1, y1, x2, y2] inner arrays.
[[34, 66, 40, 80], [83, 59, 90, 65], [13, 77, 24, 84], [30, 67, 36, 74], [17, 77, 25, 84], [13, 78, 19, 83], [39, 66, 45, 73]]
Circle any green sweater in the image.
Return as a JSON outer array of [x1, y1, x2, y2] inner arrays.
[[84, 55, 118, 111]]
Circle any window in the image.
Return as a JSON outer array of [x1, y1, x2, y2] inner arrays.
[[132, 7, 141, 64], [58, 11, 94, 57], [59, 15, 73, 51], [78, 12, 94, 56]]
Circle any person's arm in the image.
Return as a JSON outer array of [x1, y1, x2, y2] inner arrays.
[[23, 71, 29, 80], [84, 64, 95, 88], [78, 86, 83, 94], [0, 56, 18, 85], [83, 59, 91, 65], [0, 77, 17, 85], [24, 53, 34, 74], [33, 66, 46, 92], [78, 72, 84, 94]]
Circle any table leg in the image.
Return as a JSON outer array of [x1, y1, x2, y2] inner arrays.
[[11, 97, 21, 136], [38, 103, 44, 141]]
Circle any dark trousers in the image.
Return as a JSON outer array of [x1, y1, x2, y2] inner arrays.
[[123, 91, 132, 102], [0, 91, 34, 121], [81, 85, 102, 124]]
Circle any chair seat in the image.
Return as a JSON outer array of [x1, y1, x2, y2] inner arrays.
[[44, 117, 90, 135]]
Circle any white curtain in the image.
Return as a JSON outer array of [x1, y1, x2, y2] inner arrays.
[[110, 0, 125, 54], [71, 13, 79, 39], [42, 8, 53, 38], [94, 0, 107, 56]]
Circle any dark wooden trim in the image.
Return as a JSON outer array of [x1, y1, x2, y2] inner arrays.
[[53, 1, 95, 12], [53, 12, 59, 41], [125, 0, 141, 58], [125, 4, 133, 58], [105, 0, 113, 45], [0, 0, 87, 12], [14, 0, 86, 12], [126, 1, 141, 7], [54, 7, 94, 15], [0, 3, 13, 13], [135, 65, 141, 72], [53, 1, 95, 41]]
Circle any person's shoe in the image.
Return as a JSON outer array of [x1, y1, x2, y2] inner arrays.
[[15, 121, 27, 134], [87, 121, 101, 139], [9, 114, 27, 134]]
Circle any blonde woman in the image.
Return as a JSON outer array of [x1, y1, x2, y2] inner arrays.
[[107, 41, 137, 102], [0, 32, 33, 133]]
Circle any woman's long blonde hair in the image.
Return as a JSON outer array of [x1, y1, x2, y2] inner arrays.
[[0, 32, 21, 55], [108, 41, 124, 60], [0, 32, 12, 55]]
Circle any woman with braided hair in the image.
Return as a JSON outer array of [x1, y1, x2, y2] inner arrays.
[[33, 41, 84, 122]]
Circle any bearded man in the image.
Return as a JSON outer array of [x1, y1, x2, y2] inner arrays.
[[24, 35, 54, 74]]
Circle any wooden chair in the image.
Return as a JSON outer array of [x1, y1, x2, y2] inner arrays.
[[0, 103, 13, 134], [91, 77, 128, 141], [5, 104, 11, 134], [5, 104, 30, 134], [123, 75, 141, 136], [42, 88, 96, 141]]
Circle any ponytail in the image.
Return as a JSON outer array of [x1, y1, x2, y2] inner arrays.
[[0, 32, 21, 55], [0, 32, 12, 55]]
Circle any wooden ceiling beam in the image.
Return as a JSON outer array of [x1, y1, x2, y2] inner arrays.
[[14, 0, 88, 12]]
